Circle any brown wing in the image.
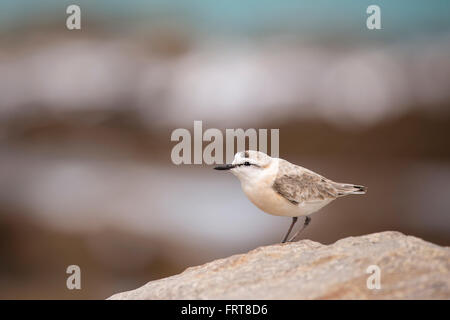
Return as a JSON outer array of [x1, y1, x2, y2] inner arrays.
[[272, 160, 340, 205]]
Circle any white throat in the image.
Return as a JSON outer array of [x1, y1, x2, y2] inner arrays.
[[232, 158, 279, 187]]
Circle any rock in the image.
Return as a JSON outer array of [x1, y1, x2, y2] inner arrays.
[[108, 231, 450, 299]]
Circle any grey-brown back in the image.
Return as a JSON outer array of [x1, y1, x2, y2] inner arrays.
[[272, 159, 366, 205]]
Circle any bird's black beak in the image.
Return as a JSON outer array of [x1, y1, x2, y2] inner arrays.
[[214, 164, 236, 170]]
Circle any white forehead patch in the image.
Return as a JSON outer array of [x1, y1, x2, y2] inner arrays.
[[232, 150, 271, 165], [232, 152, 246, 164]]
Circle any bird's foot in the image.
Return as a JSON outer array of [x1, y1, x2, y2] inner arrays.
[[287, 216, 311, 242]]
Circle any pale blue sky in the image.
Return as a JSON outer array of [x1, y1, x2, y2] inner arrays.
[[1, 0, 449, 39]]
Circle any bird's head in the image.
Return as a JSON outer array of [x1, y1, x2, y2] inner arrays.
[[214, 150, 274, 182]]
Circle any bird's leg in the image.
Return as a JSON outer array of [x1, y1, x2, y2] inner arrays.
[[281, 217, 298, 243], [288, 216, 311, 242]]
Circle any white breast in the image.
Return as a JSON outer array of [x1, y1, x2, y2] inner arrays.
[[239, 159, 333, 217]]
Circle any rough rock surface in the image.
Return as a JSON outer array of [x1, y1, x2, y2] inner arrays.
[[108, 232, 450, 299]]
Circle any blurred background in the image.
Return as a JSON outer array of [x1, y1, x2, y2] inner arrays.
[[0, 0, 449, 299]]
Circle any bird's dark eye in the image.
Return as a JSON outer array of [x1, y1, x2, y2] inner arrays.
[[244, 161, 251, 166]]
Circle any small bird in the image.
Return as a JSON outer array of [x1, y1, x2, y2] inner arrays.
[[214, 150, 367, 243]]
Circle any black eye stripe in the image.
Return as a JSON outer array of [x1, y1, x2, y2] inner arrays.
[[237, 161, 259, 167]]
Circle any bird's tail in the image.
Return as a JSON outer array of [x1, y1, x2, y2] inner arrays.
[[334, 183, 367, 196]]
